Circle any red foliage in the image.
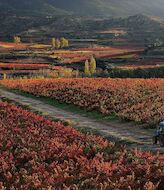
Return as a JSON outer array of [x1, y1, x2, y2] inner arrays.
[[0, 41, 27, 49], [52, 48, 141, 63], [115, 65, 164, 69], [0, 70, 46, 74], [0, 102, 163, 189], [1, 78, 163, 125], [0, 63, 49, 69], [0, 64, 63, 74]]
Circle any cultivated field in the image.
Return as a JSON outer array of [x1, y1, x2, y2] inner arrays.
[[1, 78, 163, 125], [0, 101, 163, 190], [0, 40, 146, 78], [0, 41, 28, 50], [1, 4, 164, 190], [50, 47, 141, 63]]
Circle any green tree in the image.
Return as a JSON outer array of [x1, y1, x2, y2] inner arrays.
[[55, 39, 61, 49], [90, 56, 96, 74], [84, 60, 90, 76], [52, 38, 56, 48]]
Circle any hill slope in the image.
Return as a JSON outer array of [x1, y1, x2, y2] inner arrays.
[[1, 0, 164, 17], [49, 0, 164, 17], [0, 0, 69, 16]]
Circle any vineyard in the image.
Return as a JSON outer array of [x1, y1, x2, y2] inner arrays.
[[51, 48, 141, 63], [0, 70, 47, 74], [0, 63, 50, 69], [114, 65, 164, 69], [0, 41, 28, 50], [0, 101, 163, 190], [1, 5, 164, 190], [0, 41, 144, 78], [1, 78, 163, 125], [0, 61, 65, 77]]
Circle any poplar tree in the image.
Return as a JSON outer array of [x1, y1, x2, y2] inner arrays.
[[52, 38, 56, 48], [55, 39, 61, 49], [90, 56, 97, 74], [84, 60, 90, 76], [61, 37, 69, 48], [3, 73, 7, 79]]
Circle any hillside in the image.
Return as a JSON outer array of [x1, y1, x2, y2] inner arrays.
[[0, 0, 69, 16], [48, 0, 164, 17], [1, 13, 164, 47], [0, 0, 164, 46], [22, 14, 164, 45], [1, 0, 164, 17]]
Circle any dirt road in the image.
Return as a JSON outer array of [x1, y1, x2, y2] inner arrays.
[[0, 88, 163, 153]]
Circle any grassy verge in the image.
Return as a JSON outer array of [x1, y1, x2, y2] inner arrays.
[[1, 88, 158, 150], [2, 88, 117, 122], [0, 95, 138, 146], [0, 87, 155, 129]]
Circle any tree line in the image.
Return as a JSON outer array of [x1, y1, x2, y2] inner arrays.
[[96, 67, 164, 78], [52, 37, 69, 49], [84, 56, 97, 76], [13, 36, 69, 49]]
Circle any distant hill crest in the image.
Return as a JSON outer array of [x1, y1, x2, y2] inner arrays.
[[1, 0, 164, 17]]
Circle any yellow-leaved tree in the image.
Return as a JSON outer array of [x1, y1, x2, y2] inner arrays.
[[84, 60, 90, 76], [55, 39, 61, 49], [61, 37, 69, 48], [52, 38, 56, 48], [90, 56, 97, 74], [14, 36, 21, 44]]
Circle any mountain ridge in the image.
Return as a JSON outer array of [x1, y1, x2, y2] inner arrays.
[[1, 0, 164, 17]]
